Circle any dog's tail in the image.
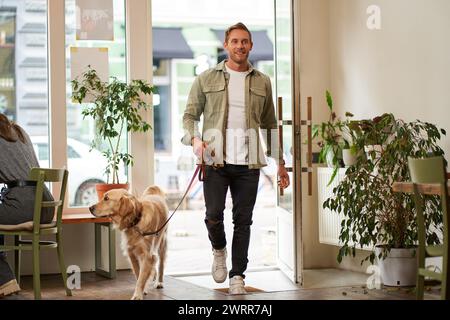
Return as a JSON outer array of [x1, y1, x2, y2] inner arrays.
[[143, 185, 165, 197]]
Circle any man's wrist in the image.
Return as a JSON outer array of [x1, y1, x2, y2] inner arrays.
[[191, 137, 199, 146]]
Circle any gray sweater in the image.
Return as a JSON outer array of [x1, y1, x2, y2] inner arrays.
[[0, 131, 54, 225], [0, 131, 40, 183]]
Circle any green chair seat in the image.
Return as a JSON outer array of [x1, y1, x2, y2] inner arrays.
[[408, 156, 449, 300], [426, 245, 444, 257], [0, 168, 72, 299], [0, 221, 57, 232]]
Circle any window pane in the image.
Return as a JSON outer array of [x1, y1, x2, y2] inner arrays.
[[1, 0, 49, 165], [65, 0, 127, 207], [154, 85, 171, 152]]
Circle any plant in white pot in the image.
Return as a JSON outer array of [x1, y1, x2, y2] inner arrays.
[[341, 115, 364, 167], [323, 113, 446, 287], [71, 66, 155, 199]]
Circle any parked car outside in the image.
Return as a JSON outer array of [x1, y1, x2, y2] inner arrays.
[[30, 136, 127, 207]]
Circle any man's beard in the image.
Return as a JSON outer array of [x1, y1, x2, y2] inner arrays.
[[229, 51, 249, 64]]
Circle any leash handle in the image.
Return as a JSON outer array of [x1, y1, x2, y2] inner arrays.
[[199, 142, 205, 181], [141, 164, 203, 236], [198, 163, 206, 181]]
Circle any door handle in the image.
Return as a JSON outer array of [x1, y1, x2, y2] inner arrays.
[[306, 97, 313, 196], [277, 97, 285, 196], [299, 97, 313, 196], [277, 96, 313, 196]]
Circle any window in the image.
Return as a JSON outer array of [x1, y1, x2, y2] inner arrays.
[[67, 145, 80, 159], [154, 85, 171, 152], [1, 0, 49, 160], [0, 7, 15, 118], [36, 143, 48, 161], [64, 0, 127, 207]]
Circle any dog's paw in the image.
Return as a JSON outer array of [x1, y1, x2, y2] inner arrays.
[[156, 282, 164, 289], [131, 292, 144, 300]]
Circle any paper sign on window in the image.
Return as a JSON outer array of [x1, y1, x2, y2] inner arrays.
[[76, 0, 114, 41]]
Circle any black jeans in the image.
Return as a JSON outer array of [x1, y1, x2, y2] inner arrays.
[[203, 163, 260, 279]]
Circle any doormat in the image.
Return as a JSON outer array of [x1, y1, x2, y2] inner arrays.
[[214, 286, 265, 294]]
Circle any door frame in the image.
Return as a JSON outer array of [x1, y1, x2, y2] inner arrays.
[[292, 0, 303, 286]]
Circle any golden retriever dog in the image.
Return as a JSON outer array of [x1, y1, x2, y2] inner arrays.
[[89, 186, 168, 300]]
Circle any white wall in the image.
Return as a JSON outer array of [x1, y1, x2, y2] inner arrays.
[[299, 0, 340, 269], [329, 0, 450, 155]]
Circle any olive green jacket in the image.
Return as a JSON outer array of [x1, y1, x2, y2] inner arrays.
[[181, 60, 280, 169]]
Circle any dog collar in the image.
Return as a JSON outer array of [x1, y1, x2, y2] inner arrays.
[[127, 211, 142, 230]]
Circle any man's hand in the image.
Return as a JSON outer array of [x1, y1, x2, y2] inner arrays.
[[278, 163, 290, 189], [192, 137, 207, 160]]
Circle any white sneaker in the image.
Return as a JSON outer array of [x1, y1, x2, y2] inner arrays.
[[211, 247, 228, 283], [229, 275, 247, 295]]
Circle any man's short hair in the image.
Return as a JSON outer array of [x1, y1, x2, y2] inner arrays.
[[224, 22, 252, 43]]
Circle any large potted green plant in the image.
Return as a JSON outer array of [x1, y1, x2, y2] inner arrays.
[[323, 113, 446, 286], [71, 66, 155, 199]]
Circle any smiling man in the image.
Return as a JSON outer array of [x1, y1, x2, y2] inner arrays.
[[182, 22, 289, 295]]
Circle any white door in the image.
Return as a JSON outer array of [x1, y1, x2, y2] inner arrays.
[[274, 0, 306, 284]]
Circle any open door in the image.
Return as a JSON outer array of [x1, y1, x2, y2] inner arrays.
[[274, 0, 307, 285]]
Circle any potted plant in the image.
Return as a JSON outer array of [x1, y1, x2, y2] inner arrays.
[[341, 116, 363, 167], [323, 113, 446, 286], [71, 66, 155, 199], [312, 90, 349, 184]]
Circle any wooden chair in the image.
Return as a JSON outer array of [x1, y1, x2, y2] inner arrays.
[[0, 168, 72, 299], [408, 156, 449, 300]]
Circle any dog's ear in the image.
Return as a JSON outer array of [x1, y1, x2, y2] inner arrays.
[[118, 195, 142, 230]]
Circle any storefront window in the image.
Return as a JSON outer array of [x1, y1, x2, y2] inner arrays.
[[1, 0, 49, 163], [65, 0, 127, 207]]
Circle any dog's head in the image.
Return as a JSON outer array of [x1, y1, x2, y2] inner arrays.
[[89, 189, 143, 230]]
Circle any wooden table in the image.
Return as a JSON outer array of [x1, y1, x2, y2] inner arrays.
[[392, 173, 450, 196]]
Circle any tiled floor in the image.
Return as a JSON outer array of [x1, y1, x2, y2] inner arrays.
[[2, 268, 440, 300], [302, 268, 370, 289]]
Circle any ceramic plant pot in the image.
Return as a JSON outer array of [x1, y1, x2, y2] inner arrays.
[[95, 183, 129, 201]]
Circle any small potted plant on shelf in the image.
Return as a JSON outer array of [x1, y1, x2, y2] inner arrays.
[[71, 66, 156, 199], [323, 113, 446, 286], [341, 114, 363, 167], [312, 90, 349, 184]]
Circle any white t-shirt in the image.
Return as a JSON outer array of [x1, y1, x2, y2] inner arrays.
[[225, 65, 250, 165]]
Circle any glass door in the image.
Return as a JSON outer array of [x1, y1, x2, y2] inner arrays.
[[274, 0, 307, 284]]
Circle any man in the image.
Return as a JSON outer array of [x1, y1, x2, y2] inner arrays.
[[182, 22, 290, 294]]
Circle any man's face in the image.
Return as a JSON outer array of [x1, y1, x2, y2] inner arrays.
[[224, 29, 253, 65]]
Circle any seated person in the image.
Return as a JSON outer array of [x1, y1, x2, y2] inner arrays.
[[0, 113, 54, 297]]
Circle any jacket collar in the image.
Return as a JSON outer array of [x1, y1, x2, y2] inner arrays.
[[215, 59, 254, 74]]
